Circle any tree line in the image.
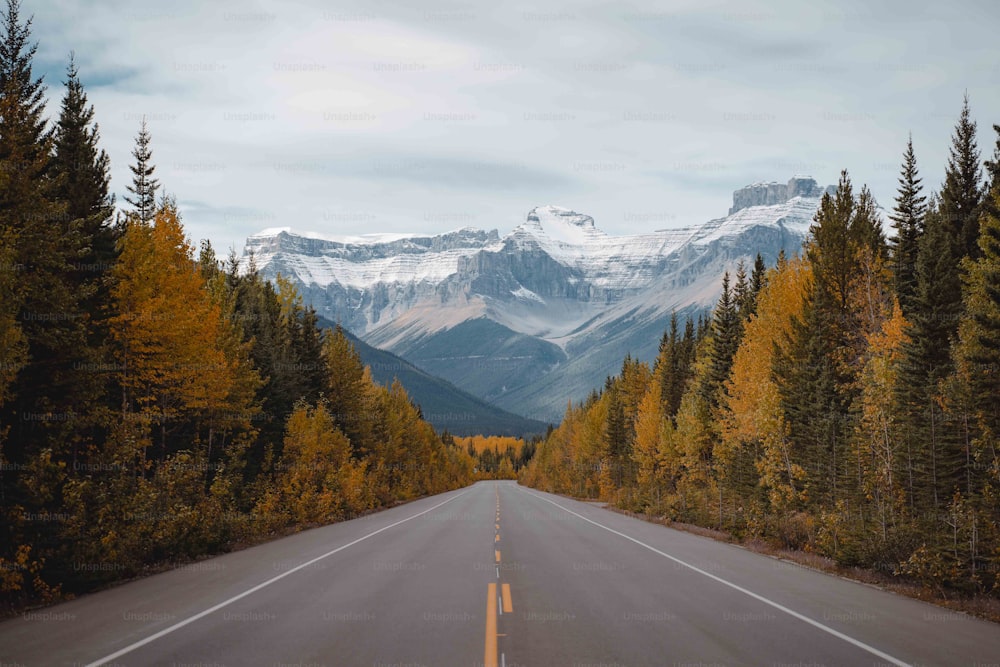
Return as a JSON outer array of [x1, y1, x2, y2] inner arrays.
[[0, 0, 475, 610], [523, 96, 1000, 596]]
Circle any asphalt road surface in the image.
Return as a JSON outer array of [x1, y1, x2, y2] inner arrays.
[[2, 480, 1000, 666]]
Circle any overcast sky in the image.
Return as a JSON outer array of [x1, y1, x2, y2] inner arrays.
[[26, 0, 1000, 254]]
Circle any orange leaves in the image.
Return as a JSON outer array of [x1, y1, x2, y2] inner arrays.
[[110, 206, 235, 425], [722, 255, 812, 509]]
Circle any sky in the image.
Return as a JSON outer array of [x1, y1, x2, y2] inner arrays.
[[25, 0, 1000, 254]]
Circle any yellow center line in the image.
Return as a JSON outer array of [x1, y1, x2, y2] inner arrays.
[[485, 583, 497, 667], [495, 533, 500, 543], [495, 549, 501, 563], [502, 583, 513, 613]]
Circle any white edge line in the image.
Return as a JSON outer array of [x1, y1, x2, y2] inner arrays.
[[85, 489, 470, 667], [519, 487, 912, 667]]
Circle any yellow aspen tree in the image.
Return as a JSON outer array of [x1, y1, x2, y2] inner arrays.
[[633, 381, 665, 506], [722, 256, 812, 512], [110, 206, 234, 455]]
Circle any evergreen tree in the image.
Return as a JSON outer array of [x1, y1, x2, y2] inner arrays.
[[52, 53, 117, 410], [0, 0, 91, 483], [889, 136, 928, 316], [701, 272, 740, 410], [52, 54, 113, 236], [956, 186, 1000, 482], [984, 124, 1000, 220], [897, 197, 964, 517], [748, 253, 767, 315], [775, 172, 871, 510], [852, 185, 886, 257], [124, 117, 159, 222], [734, 260, 752, 319], [939, 94, 984, 260]]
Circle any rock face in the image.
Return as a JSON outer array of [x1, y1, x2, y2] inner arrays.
[[243, 177, 830, 422], [729, 176, 829, 215]]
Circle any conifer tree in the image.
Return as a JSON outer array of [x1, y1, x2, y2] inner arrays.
[[940, 94, 984, 260], [889, 136, 928, 316], [702, 272, 740, 409], [983, 124, 1000, 221], [52, 54, 113, 241], [956, 186, 1000, 483], [897, 197, 964, 516], [124, 117, 159, 222], [0, 0, 91, 474], [52, 53, 117, 408]]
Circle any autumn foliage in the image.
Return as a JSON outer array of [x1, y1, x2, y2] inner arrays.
[[525, 150, 1000, 595]]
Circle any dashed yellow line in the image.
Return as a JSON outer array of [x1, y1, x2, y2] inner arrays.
[[495, 549, 501, 563], [502, 583, 513, 613], [485, 582, 497, 667], [495, 533, 500, 543]]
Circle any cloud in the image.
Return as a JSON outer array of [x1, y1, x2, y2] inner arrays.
[[20, 0, 1000, 252]]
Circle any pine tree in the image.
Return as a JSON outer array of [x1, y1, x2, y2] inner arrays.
[[889, 136, 928, 316], [897, 197, 964, 517], [0, 0, 91, 465], [953, 186, 1000, 587], [957, 186, 1000, 477], [124, 117, 159, 222], [939, 94, 984, 261], [852, 185, 886, 258], [51, 53, 117, 411], [52, 54, 113, 236], [748, 253, 767, 316], [701, 272, 740, 409], [984, 124, 1000, 221], [734, 260, 751, 317], [775, 172, 870, 510]]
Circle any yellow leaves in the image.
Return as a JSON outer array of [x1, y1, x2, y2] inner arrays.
[[632, 381, 664, 491], [721, 255, 812, 509], [266, 401, 353, 526], [110, 205, 236, 425]]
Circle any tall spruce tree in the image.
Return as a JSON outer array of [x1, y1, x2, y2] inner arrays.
[[983, 124, 1000, 220], [53, 53, 115, 260], [889, 136, 928, 316], [0, 0, 96, 597], [702, 272, 741, 409], [897, 197, 964, 518], [52, 54, 117, 402], [124, 117, 159, 222], [940, 94, 984, 261]]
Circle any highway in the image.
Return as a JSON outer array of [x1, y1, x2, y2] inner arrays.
[[2, 480, 999, 666]]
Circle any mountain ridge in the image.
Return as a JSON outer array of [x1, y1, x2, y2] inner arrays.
[[244, 177, 828, 421]]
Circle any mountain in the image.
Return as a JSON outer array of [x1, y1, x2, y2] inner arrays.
[[244, 176, 828, 422], [316, 318, 549, 437]]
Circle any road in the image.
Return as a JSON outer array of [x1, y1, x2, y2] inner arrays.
[[2, 480, 1000, 666]]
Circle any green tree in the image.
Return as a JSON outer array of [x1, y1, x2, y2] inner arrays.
[[889, 135, 927, 315], [701, 272, 740, 410], [124, 117, 159, 222], [939, 94, 984, 261]]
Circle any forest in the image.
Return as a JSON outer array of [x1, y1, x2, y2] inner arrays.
[[523, 100, 1000, 596], [0, 1, 494, 611]]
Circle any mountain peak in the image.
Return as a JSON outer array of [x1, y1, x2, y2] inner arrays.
[[526, 205, 596, 230], [729, 176, 828, 215]]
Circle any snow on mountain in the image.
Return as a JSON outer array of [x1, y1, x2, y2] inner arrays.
[[243, 177, 829, 422]]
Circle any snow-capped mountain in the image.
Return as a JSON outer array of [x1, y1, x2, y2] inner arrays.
[[243, 177, 828, 422]]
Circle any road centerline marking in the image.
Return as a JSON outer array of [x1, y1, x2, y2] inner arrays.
[[520, 487, 912, 667], [485, 582, 498, 667], [84, 489, 471, 667], [502, 583, 513, 613]]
